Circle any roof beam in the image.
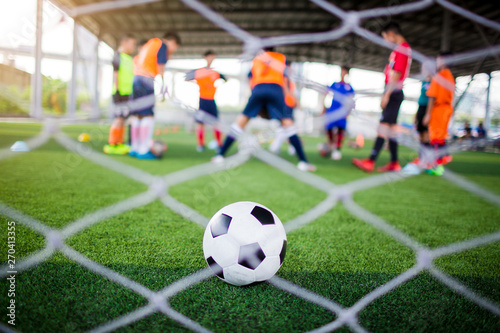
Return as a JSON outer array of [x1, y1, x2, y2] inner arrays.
[[71, 0, 162, 18]]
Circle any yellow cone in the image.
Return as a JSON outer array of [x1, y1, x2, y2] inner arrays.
[[78, 133, 91, 142]]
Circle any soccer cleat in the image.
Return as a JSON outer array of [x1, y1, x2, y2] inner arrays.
[[211, 155, 225, 165], [136, 151, 158, 160], [128, 150, 138, 157], [437, 155, 453, 165], [331, 150, 342, 160], [104, 144, 130, 155], [401, 163, 422, 175], [297, 161, 316, 172], [377, 161, 402, 172], [352, 158, 375, 172], [426, 165, 444, 176], [196, 145, 206, 153]]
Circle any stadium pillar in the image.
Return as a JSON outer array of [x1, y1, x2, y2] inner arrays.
[[91, 36, 100, 120], [441, 9, 451, 53], [68, 20, 79, 118], [30, 0, 43, 119], [484, 73, 492, 137]]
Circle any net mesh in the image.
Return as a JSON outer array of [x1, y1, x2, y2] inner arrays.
[[1, 0, 500, 332]]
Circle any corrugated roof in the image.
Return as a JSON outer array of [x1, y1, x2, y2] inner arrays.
[[50, 0, 500, 76]]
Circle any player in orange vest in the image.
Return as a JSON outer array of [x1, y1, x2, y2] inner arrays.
[[213, 48, 315, 172], [403, 52, 455, 176], [422, 52, 455, 175], [129, 32, 181, 159], [186, 50, 227, 152]]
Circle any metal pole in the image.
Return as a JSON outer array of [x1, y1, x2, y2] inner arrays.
[[92, 36, 100, 120], [68, 20, 78, 118], [484, 73, 492, 137], [441, 9, 451, 53], [30, 0, 43, 119]]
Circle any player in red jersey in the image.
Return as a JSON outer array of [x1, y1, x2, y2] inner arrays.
[[353, 22, 411, 172]]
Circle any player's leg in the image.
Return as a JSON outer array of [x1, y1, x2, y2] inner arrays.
[[129, 115, 140, 156], [210, 100, 223, 148], [428, 107, 453, 173], [215, 114, 249, 161], [353, 90, 403, 172], [136, 116, 156, 159], [215, 87, 265, 161], [326, 128, 334, 149], [133, 76, 157, 159], [331, 124, 345, 160], [196, 122, 205, 152], [270, 105, 293, 154], [280, 118, 316, 172]]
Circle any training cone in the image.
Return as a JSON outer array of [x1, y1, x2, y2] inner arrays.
[[10, 141, 30, 152], [78, 133, 91, 142]]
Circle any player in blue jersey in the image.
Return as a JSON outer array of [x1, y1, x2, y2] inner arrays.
[[322, 66, 355, 160]]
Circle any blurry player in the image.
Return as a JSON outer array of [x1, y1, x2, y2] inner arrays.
[[269, 62, 298, 155], [322, 65, 355, 160], [415, 76, 431, 144], [353, 22, 411, 172], [422, 52, 455, 175], [103, 34, 136, 155], [129, 32, 181, 159], [213, 47, 316, 172], [403, 52, 455, 176], [186, 50, 226, 152]]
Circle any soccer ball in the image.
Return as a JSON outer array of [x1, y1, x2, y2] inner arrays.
[[318, 143, 331, 157], [150, 139, 167, 158], [203, 201, 287, 286]]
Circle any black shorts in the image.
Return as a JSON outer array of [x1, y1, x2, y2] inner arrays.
[[380, 90, 404, 125], [112, 93, 130, 118], [415, 104, 428, 133], [196, 98, 218, 124]]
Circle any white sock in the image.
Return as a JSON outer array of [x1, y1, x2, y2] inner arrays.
[[270, 127, 286, 152], [138, 116, 155, 154], [129, 116, 140, 153]]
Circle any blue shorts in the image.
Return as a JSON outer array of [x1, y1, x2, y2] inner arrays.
[[196, 98, 218, 123], [326, 118, 347, 130], [242, 83, 285, 120], [283, 105, 294, 120], [131, 75, 155, 117]]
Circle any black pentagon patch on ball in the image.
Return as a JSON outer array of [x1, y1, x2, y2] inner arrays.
[[251, 206, 274, 225], [238, 242, 266, 270], [210, 213, 232, 238], [279, 240, 287, 264], [206, 256, 224, 279]]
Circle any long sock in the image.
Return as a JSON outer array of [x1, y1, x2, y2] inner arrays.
[[388, 138, 398, 162], [285, 126, 307, 162], [138, 116, 155, 155], [369, 136, 385, 161], [213, 129, 222, 146], [219, 124, 243, 156], [326, 129, 334, 146], [127, 123, 132, 145], [108, 125, 124, 145], [196, 126, 205, 147], [336, 128, 344, 150], [269, 127, 286, 152], [130, 117, 140, 153]]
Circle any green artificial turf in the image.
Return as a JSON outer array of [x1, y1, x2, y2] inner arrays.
[[0, 122, 499, 332]]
